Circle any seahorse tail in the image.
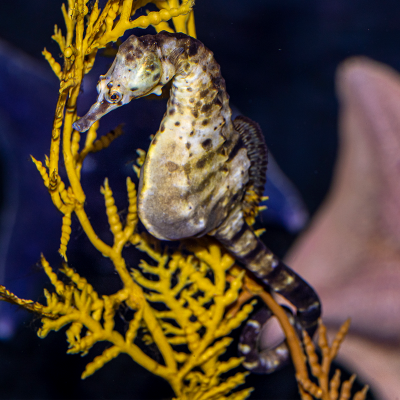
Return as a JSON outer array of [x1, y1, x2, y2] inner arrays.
[[240, 245, 321, 373], [260, 257, 321, 334], [212, 209, 321, 373], [238, 306, 298, 373]]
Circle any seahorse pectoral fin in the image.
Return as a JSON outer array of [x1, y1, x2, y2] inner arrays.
[[73, 99, 121, 132]]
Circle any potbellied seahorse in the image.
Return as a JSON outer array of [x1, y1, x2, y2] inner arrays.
[[73, 31, 321, 373]]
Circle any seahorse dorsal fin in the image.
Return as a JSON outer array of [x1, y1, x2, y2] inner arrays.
[[169, 47, 185, 67]]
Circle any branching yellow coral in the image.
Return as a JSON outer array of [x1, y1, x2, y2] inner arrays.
[[21, 227, 254, 398], [8, 1, 253, 398]]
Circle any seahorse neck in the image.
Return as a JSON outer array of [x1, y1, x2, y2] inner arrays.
[[153, 32, 234, 139]]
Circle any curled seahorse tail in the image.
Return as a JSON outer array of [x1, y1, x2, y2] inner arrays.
[[238, 306, 298, 373], [212, 207, 321, 373]]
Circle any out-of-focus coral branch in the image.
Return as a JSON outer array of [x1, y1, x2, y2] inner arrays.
[[294, 318, 368, 400]]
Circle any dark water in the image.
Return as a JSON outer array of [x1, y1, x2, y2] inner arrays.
[[0, 0, 393, 398]]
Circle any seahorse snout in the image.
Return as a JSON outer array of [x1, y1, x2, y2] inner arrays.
[[73, 97, 122, 132]]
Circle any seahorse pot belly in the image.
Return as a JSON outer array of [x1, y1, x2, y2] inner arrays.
[[73, 31, 321, 373]]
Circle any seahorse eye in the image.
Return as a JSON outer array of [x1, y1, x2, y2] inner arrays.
[[105, 90, 123, 103]]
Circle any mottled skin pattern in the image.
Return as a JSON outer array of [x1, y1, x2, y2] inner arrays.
[[73, 32, 321, 373]]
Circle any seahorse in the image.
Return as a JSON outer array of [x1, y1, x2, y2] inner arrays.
[[73, 31, 321, 373]]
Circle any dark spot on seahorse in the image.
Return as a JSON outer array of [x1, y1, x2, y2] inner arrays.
[[130, 87, 139, 92], [152, 137, 157, 145], [174, 32, 187, 40], [202, 119, 209, 126], [191, 110, 199, 118], [189, 153, 193, 157], [175, 121, 180, 126], [184, 62, 190, 72], [179, 136, 182, 139], [201, 139, 212, 151], [107, 82, 113, 88], [201, 103, 213, 114], [200, 89, 209, 99], [211, 76, 222, 87], [138, 35, 156, 48], [191, 120, 196, 126], [183, 163, 192, 181], [222, 165, 229, 172], [196, 101, 202, 108], [194, 150, 216, 171], [153, 72, 160, 82], [196, 158, 206, 169], [186, 142, 191, 150], [126, 53, 134, 62], [189, 98, 195, 104], [202, 65, 207, 72], [166, 161, 179, 172], [231, 192, 240, 203], [187, 87, 193, 92], [214, 126, 218, 130], [188, 41, 200, 56], [160, 123, 165, 132], [148, 63, 156, 71], [169, 108, 176, 116], [189, 130, 194, 136], [192, 171, 217, 194]]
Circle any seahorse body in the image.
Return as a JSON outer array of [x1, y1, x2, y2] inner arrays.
[[73, 32, 321, 373]]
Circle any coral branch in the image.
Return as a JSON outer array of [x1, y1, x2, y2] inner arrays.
[[42, 48, 62, 79], [0, 286, 56, 319], [59, 213, 72, 260]]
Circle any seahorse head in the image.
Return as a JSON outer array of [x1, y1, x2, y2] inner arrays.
[[73, 35, 164, 132]]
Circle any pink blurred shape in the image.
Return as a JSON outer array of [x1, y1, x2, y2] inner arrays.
[[285, 57, 400, 400]]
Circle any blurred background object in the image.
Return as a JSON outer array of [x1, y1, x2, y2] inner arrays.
[[286, 56, 400, 400]]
